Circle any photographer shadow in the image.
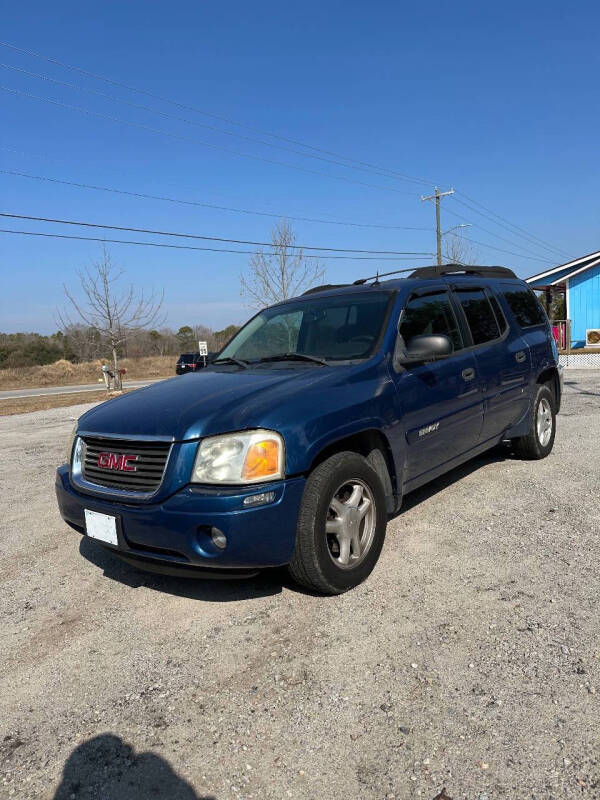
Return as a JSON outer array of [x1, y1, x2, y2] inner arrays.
[[53, 733, 214, 800]]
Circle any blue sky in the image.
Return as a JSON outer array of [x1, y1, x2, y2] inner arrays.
[[1, 0, 598, 333]]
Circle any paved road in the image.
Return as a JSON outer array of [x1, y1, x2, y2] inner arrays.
[[0, 378, 164, 400], [1, 371, 599, 799]]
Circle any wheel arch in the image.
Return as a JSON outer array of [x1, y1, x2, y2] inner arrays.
[[537, 365, 561, 413], [308, 428, 399, 514]]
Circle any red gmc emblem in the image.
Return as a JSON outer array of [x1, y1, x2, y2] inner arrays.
[[97, 452, 139, 472]]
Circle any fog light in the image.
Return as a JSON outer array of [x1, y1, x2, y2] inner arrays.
[[210, 527, 227, 549], [243, 491, 276, 507]]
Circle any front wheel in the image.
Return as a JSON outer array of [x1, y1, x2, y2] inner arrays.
[[512, 384, 556, 459], [288, 452, 388, 594]]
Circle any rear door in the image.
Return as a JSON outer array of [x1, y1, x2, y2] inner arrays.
[[392, 287, 484, 484], [451, 285, 530, 443], [499, 283, 553, 378]]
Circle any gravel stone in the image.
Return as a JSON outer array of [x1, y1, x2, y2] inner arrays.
[[1, 370, 599, 798]]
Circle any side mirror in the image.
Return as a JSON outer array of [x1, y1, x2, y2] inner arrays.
[[400, 333, 453, 364]]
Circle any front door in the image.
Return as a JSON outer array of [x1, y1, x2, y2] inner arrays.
[[392, 289, 484, 486]]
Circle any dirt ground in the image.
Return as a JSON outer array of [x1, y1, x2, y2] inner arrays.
[[1, 370, 599, 800]]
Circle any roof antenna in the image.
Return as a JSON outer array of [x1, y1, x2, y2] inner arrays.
[[373, 269, 380, 285]]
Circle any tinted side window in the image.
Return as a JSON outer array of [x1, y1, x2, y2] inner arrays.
[[400, 291, 463, 351], [488, 292, 508, 334], [502, 287, 547, 327], [455, 289, 500, 345]]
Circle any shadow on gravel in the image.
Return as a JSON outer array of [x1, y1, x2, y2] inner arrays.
[[396, 443, 514, 517], [79, 535, 287, 602], [53, 733, 213, 799], [564, 379, 600, 398]]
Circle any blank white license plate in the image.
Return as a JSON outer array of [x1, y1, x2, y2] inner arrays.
[[84, 509, 118, 546]]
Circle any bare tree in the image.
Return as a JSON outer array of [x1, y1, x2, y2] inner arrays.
[[59, 247, 164, 386], [444, 234, 479, 266], [60, 323, 103, 362], [240, 220, 325, 309]]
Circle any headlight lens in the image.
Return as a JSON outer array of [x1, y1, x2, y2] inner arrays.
[[192, 430, 284, 484], [66, 423, 78, 464]]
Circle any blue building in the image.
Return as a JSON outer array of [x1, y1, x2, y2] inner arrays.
[[527, 251, 600, 349]]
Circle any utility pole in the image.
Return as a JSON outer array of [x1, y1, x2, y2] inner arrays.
[[421, 187, 454, 265]]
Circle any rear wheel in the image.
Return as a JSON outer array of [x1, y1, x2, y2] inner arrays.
[[512, 384, 556, 459], [288, 452, 387, 594]]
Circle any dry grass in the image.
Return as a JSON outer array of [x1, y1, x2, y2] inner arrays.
[[0, 390, 112, 416], [0, 355, 174, 390], [0, 389, 137, 416]]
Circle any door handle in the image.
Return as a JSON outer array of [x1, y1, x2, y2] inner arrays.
[[515, 351, 526, 363], [461, 367, 475, 381]]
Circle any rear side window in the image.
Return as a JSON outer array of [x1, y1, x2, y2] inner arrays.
[[399, 291, 463, 351], [502, 287, 547, 328], [455, 289, 501, 345]]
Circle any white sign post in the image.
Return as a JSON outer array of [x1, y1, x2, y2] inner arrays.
[[198, 340, 208, 367]]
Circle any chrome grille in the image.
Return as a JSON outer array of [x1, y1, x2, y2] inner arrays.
[[81, 436, 171, 493]]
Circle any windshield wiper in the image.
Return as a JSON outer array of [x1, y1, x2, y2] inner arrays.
[[211, 356, 249, 369], [256, 352, 328, 366]]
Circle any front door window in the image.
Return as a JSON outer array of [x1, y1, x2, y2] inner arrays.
[[399, 291, 463, 353]]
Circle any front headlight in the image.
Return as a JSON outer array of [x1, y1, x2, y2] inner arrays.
[[66, 423, 78, 464], [192, 429, 284, 484]]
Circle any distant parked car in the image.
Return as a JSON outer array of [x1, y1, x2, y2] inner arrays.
[[175, 352, 215, 374]]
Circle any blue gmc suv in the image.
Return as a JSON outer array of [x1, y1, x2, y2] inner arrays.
[[56, 265, 562, 594]]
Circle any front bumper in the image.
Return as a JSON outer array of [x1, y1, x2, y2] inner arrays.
[[55, 465, 305, 571]]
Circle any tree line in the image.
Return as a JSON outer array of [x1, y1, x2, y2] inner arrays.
[[0, 324, 240, 369]]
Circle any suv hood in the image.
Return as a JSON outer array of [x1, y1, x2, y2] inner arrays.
[[78, 366, 343, 441]]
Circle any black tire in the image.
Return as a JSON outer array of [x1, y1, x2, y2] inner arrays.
[[512, 384, 556, 460], [288, 451, 388, 595]]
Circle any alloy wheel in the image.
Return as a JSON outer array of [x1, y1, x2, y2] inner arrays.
[[325, 479, 376, 569], [536, 397, 553, 447]]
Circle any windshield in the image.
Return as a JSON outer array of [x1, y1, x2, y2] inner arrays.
[[218, 291, 392, 363]]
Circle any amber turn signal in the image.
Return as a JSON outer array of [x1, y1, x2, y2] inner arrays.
[[242, 439, 280, 481]]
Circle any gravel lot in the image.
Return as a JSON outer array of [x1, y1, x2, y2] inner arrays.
[[1, 370, 599, 800]]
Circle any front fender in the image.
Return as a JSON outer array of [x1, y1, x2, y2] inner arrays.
[[278, 371, 404, 485]]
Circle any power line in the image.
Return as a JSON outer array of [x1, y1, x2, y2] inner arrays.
[[0, 179, 554, 267], [0, 212, 434, 255], [441, 203, 566, 262], [0, 62, 433, 187], [1, 84, 422, 197], [449, 233, 554, 264], [0, 41, 566, 262], [1, 153, 559, 264], [1, 90, 562, 268], [0, 169, 432, 231], [453, 193, 569, 259], [0, 40, 437, 188], [0, 227, 435, 261]]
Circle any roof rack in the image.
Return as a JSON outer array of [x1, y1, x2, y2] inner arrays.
[[409, 264, 518, 279], [352, 267, 417, 285], [302, 283, 350, 295]]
